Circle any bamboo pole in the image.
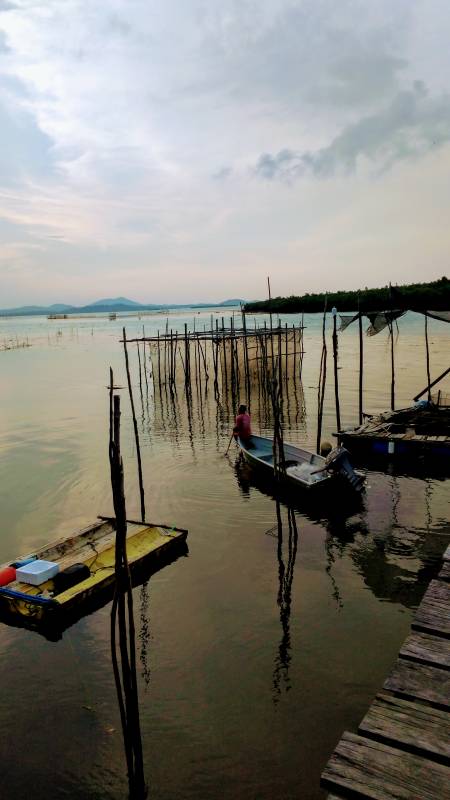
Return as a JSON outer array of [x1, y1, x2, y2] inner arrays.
[[332, 309, 341, 432], [358, 299, 363, 426], [157, 330, 161, 391], [109, 373, 146, 799], [389, 319, 395, 411], [316, 301, 327, 454], [389, 283, 395, 411], [425, 314, 431, 402], [413, 365, 450, 401], [123, 328, 146, 523], [142, 326, 149, 396]]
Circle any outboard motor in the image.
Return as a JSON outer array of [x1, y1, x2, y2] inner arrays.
[[324, 447, 364, 492]]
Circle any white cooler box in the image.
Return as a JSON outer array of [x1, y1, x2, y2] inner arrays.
[[16, 560, 59, 586]]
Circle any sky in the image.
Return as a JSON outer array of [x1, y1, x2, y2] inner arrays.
[[1, 0, 450, 307]]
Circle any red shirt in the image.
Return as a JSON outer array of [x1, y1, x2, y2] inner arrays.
[[235, 412, 251, 440]]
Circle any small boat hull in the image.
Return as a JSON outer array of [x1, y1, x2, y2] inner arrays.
[[0, 518, 188, 638], [237, 436, 363, 493]]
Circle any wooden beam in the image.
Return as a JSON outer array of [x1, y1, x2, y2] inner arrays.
[[400, 631, 450, 670], [413, 365, 450, 402], [384, 659, 450, 709], [359, 691, 450, 764], [321, 731, 450, 799], [412, 580, 450, 638]]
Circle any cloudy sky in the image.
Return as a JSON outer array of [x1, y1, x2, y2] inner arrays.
[[1, 0, 449, 306]]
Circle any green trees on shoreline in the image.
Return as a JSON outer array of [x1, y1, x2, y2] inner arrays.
[[244, 277, 449, 313]]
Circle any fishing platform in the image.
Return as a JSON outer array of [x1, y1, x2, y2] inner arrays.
[[321, 543, 450, 798], [0, 517, 188, 639], [337, 402, 450, 460]]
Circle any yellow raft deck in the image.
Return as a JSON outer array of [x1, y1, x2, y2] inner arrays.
[[0, 518, 188, 636]]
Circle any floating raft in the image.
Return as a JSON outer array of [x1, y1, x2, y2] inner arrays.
[[321, 543, 450, 799], [0, 518, 188, 637], [337, 404, 450, 460]]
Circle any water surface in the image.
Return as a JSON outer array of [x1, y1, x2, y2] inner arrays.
[[0, 309, 448, 799]]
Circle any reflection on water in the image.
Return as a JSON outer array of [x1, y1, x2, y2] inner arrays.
[[271, 502, 299, 703], [139, 582, 152, 691], [0, 310, 448, 800]]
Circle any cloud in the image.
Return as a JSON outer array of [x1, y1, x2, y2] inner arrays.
[[254, 82, 450, 181], [1, 1, 450, 304], [212, 166, 232, 181]]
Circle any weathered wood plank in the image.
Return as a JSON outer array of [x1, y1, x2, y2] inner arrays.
[[439, 561, 450, 581], [359, 691, 450, 763], [444, 543, 450, 562], [412, 580, 450, 638], [321, 732, 450, 799], [400, 631, 450, 670], [384, 659, 450, 709]]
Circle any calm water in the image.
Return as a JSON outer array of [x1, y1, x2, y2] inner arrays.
[[0, 309, 449, 799]]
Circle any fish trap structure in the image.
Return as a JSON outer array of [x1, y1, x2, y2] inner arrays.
[[124, 315, 306, 405]]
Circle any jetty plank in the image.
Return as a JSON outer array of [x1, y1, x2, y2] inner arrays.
[[412, 580, 450, 637], [321, 731, 450, 799], [438, 562, 450, 581], [384, 659, 450, 708], [444, 543, 450, 562], [359, 691, 450, 762], [400, 631, 450, 670]]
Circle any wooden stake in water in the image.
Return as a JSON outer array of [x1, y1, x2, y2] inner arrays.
[[389, 319, 395, 412], [316, 300, 327, 454], [332, 307, 341, 432], [123, 328, 146, 523], [358, 297, 363, 426], [425, 314, 431, 402], [389, 283, 396, 411], [109, 372, 147, 800]]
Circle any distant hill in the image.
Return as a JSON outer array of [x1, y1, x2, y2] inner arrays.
[[0, 296, 246, 317], [219, 298, 244, 306], [89, 297, 142, 308], [48, 303, 76, 312]]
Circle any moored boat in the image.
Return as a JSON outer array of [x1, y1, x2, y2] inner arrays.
[[0, 517, 188, 636], [237, 435, 364, 493]]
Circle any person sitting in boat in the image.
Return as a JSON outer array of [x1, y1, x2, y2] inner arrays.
[[234, 404, 252, 445]]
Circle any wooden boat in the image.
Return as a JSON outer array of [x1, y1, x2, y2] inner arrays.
[[237, 435, 364, 492], [0, 518, 187, 636]]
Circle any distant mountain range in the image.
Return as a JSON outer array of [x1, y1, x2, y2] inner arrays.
[[0, 297, 246, 317]]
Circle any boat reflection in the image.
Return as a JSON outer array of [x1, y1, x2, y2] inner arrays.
[[233, 455, 446, 612], [233, 453, 364, 525]]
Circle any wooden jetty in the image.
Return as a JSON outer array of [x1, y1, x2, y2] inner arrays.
[[321, 543, 450, 798]]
